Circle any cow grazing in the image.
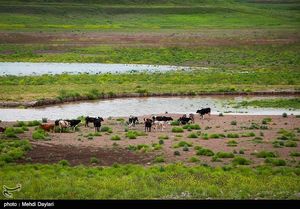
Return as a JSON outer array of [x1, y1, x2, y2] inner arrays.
[[189, 113, 195, 123], [0, 127, 6, 133], [40, 123, 55, 132], [58, 120, 70, 133], [196, 108, 211, 119], [153, 121, 166, 131], [85, 116, 97, 127], [65, 119, 81, 131], [178, 117, 191, 125], [152, 116, 173, 122], [128, 116, 139, 127], [144, 118, 153, 132], [93, 117, 104, 132]]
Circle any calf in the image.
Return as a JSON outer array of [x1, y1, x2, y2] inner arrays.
[[178, 117, 191, 125], [40, 123, 55, 132], [144, 118, 153, 132], [153, 120, 166, 131], [196, 108, 211, 119]]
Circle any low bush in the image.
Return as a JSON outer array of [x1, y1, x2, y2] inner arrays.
[[100, 126, 112, 133], [227, 133, 239, 138], [154, 156, 165, 163], [0, 139, 31, 164], [158, 135, 169, 140], [58, 160, 70, 166], [284, 140, 297, 147], [215, 152, 234, 158], [173, 141, 192, 148], [188, 132, 199, 138], [227, 140, 238, 147], [232, 157, 251, 165], [183, 124, 200, 130], [27, 120, 41, 127], [171, 127, 184, 133], [183, 145, 189, 151], [262, 118, 272, 124], [32, 129, 49, 140], [254, 151, 277, 158], [230, 121, 237, 125], [174, 151, 180, 156], [241, 132, 255, 137], [90, 157, 100, 164], [158, 139, 164, 145], [189, 157, 199, 162], [170, 121, 180, 126], [196, 148, 214, 156], [111, 135, 121, 141], [290, 152, 300, 157], [265, 158, 286, 166], [4, 128, 17, 138]]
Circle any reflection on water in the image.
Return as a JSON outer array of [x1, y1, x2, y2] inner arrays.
[[0, 62, 189, 76], [0, 96, 299, 121]]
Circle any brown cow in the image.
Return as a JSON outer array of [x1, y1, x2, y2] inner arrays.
[[40, 123, 55, 132], [0, 127, 5, 133]]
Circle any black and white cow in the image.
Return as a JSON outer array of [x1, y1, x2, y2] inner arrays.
[[196, 108, 211, 119], [128, 116, 139, 127]]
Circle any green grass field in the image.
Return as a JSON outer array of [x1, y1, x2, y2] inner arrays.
[[1, 163, 300, 199], [0, 0, 299, 31], [0, 68, 299, 101]]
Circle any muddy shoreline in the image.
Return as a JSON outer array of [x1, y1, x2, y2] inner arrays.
[[1, 91, 299, 108]]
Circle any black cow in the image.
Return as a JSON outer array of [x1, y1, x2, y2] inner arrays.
[[93, 117, 104, 132], [178, 117, 191, 125], [55, 119, 62, 126], [85, 116, 97, 127], [128, 116, 139, 127], [144, 118, 153, 132], [152, 116, 173, 122], [196, 108, 211, 119]]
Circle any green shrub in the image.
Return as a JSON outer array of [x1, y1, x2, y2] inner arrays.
[[196, 148, 214, 156], [0, 139, 31, 164], [158, 139, 164, 145], [230, 121, 237, 125], [158, 135, 169, 140], [126, 132, 136, 139], [284, 140, 297, 147], [215, 152, 234, 158], [101, 126, 112, 132], [14, 128, 24, 134], [188, 132, 199, 138], [265, 158, 286, 166], [90, 157, 99, 164], [170, 121, 180, 126], [111, 135, 121, 141], [232, 157, 251, 165], [152, 143, 162, 150], [290, 152, 300, 157], [4, 128, 17, 138], [58, 160, 70, 166], [183, 124, 200, 130], [282, 113, 288, 118], [13, 121, 26, 127], [255, 151, 277, 158], [174, 151, 180, 156], [154, 156, 165, 163], [272, 140, 284, 148], [172, 127, 184, 133], [249, 123, 260, 129], [227, 133, 239, 138], [260, 125, 268, 130], [262, 118, 272, 124], [173, 141, 192, 148], [239, 149, 245, 154], [21, 126, 29, 131], [27, 120, 41, 127], [183, 145, 189, 151], [32, 129, 49, 140], [277, 129, 297, 141], [227, 140, 238, 147], [252, 137, 263, 143], [189, 157, 199, 162], [241, 132, 255, 137]]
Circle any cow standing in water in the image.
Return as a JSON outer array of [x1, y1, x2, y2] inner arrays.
[[93, 117, 104, 132], [196, 108, 211, 119]]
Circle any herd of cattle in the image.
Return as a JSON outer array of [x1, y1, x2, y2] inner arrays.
[[0, 108, 211, 133]]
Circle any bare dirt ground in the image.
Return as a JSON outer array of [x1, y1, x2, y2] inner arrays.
[[1, 114, 300, 167], [0, 29, 299, 49]]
